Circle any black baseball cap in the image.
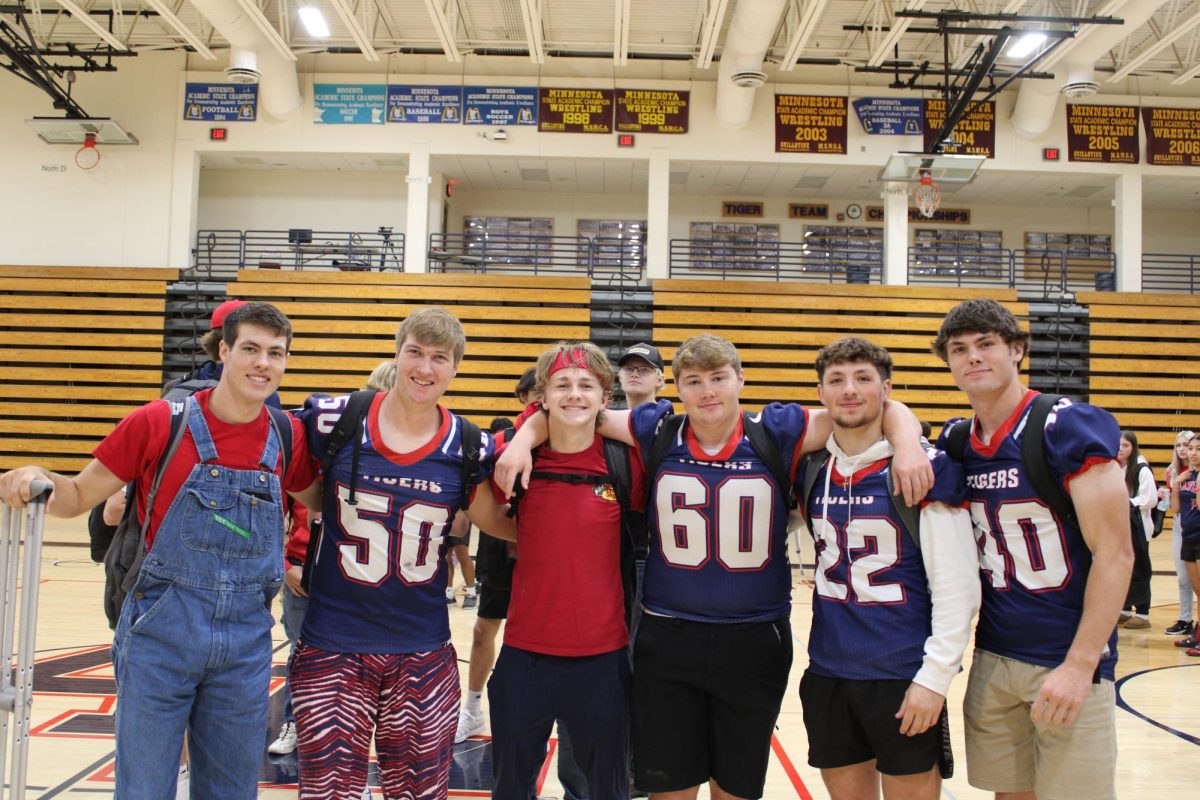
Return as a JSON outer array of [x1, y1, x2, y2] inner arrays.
[[617, 342, 663, 371]]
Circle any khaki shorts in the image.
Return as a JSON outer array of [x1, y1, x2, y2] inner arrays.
[[964, 649, 1116, 800]]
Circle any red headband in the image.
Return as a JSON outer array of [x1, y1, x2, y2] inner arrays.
[[547, 348, 592, 377]]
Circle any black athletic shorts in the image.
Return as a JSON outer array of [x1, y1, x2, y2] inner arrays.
[[799, 671, 953, 778], [632, 614, 792, 798], [447, 526, 472, 548], [1181, 538, 1200, 563], [477, 584, 511, 620]]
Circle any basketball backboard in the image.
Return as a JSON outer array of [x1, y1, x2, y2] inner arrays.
[[25, 117, 138, 145], [879, 152, 984, 184]]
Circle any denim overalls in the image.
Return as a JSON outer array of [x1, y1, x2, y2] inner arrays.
[[111, 396, 285, 799]]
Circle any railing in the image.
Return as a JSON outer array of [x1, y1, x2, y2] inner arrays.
[[1143, 253, 1200, 294], [191, 228, 405, 278], [668, 238, 882, 283], [427, 233, 644, 277], [907, 247, 1117, 296]]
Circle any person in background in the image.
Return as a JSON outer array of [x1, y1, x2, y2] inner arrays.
[[1169, 435, 1200, 655], [1163, 431, 1197, 638], [614, 342, 665, 409], [445, 511, 478, 608], [1117, 431, 1157, 630]]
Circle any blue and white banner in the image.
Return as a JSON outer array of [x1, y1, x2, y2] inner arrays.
[[314, 84, 386, 124], [183, 83, 258, 122], [463, 86, 538, 126], [852, 97, 923, 135], [386, 85, 463, 123]]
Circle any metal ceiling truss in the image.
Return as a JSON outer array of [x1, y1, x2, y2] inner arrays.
[[422, 0, 461, 62], [779, 0, 830, 71], [517, 0, 545, 64]]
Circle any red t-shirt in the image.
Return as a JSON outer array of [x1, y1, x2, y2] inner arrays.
[[493, 435, 645, 657], [93, 388, 317, 549]]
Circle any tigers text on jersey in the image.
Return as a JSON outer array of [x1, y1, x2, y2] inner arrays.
[[295, 393, 494, 653], [631, 400, 807, 623], [804, 449, 966, 683], [937, 391, 1121, 679], [1178, 478, 1200, 541]]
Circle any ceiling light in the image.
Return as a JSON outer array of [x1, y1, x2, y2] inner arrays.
[[1006, 32, 1046, 59], [298, 6, 331, 38]]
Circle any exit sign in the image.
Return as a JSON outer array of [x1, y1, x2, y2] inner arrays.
[[617, 134, 635, 147], [1043, 147, 1060, 161], [210, 127, 227, 141]]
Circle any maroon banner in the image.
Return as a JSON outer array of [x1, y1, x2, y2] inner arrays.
[[615, 89, 689, 133], [774, 95, 847, 154], [923, 99, 995, 158], [1066, 104, 1138, 163], [1142, 106, 1200, 166], [538, 88, 614, 134]]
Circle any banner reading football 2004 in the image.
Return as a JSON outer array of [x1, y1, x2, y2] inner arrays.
[[775, 95, 847, 154], [923, 99, 995, 157]]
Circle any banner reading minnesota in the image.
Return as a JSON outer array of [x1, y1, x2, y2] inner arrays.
[[538, 88, 614, 134], [615, 89, 689, 133], [1067, 104, 1138, 163], [1142, 107, 1200, 166], [923, 99, 994, 157], [774, 95, 847, 154]]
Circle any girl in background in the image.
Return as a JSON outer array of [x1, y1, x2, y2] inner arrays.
[[1163, 431, 1196, 638], [1118, 431, 1157, 629]]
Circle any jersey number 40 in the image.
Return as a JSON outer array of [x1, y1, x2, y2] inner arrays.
[[970, 500, 1070, 591]]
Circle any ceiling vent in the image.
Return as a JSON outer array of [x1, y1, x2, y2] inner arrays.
[[1061, 79, 1099, 98], [224, 65, 261, 84], [730, 69, 767, 89]]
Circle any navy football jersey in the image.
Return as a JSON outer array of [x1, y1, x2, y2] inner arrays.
[[631, 400, 807, 623], [803, 449, 966, 682], [1178, 476, 1200, 541], [295, 393, 494, 653], [937, 391, 1121, 678]]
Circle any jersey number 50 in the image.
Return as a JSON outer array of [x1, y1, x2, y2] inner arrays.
[[334, 485, 449, 585], [655, 474, 773, 570]]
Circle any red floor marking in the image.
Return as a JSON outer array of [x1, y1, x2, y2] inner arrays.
[[770, 733, 813, 800], [31, 695, 116, 739]]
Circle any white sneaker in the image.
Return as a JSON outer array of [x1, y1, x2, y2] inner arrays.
[[267, 720, 298, 755], [455, 707, 486, 743]]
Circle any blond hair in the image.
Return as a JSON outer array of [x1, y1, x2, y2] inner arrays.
[[395, 307, 466, 364], [366, 361, 397, 392], [533, 341, 615, 399], [672, 334, 741, 377]]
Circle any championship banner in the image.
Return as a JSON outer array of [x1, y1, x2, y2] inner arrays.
[[774, 95, 847, 154], [923, 99, 995, 157], [853, 97, 923, 135], [1142, 107, 1200, 166], [386, 85, 462, 123], [538, 88, 614, 134], [314, 84, 386, 124], [1067, 104, 1138, 163], [463, 87, 538, 126], [615, 89, 689, 133], [183, 83, 257, 122]]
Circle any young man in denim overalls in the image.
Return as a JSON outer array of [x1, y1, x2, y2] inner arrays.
[[0, 302, 320, 799]]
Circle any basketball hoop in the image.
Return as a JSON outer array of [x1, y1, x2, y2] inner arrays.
[[912, 173, 940, 218], [75, 132, 100, 170]]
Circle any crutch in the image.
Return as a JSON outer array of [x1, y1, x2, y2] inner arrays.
[[0, 479, 52, 800]]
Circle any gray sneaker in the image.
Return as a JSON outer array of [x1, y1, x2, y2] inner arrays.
[[463, 593, 478, 609]]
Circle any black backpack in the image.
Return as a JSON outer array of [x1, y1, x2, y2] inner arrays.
[[795, 449, 923, 547], [300, 390, 483, 592], [942, 393, 1077, 531], [101, 386, 294, 629], [645, 411, 798, 509]]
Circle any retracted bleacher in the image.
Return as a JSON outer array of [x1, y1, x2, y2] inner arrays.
[[0, 266, 178, 473], [1079, 289, 1200, 481], [650, 279, 1025, 434], [225, 270, 592, 423]]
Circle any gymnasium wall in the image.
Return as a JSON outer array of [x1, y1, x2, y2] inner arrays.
[[5, 51, 1200, 268]]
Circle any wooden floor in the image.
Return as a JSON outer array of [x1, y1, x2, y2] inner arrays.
[[11, 516, 1199, 799]]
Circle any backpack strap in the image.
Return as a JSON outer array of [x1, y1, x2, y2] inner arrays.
[[1021, 393, 1078, 531], [126, 397, 194, 579], [943, 417, 971, 462], [322, 390, 378, 505], [265, 405, 294, 476], [797, 447, 921, 548], [601, 437, 633, 511], [457, 416, 483, 512], [742, 411, 796, 509], [645, 414, 686, 478], [886, 465, 923, 548]]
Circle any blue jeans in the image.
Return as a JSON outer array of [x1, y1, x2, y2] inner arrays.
[[110, 398, 284, 799], [279, 583, 309, 722]]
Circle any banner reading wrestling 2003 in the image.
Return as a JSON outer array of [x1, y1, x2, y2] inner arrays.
[[774, 95, 847, 154]]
